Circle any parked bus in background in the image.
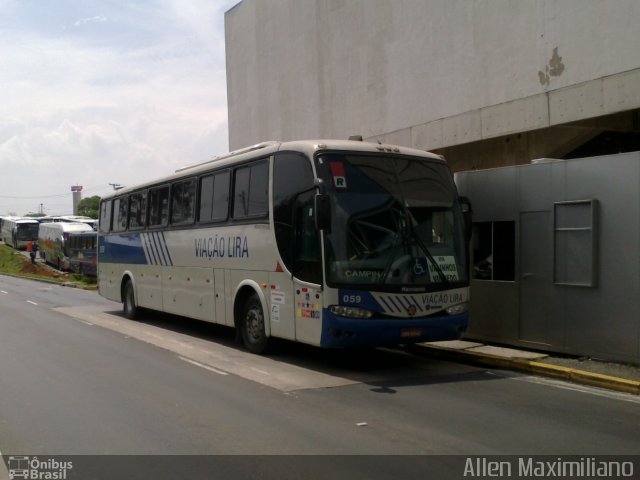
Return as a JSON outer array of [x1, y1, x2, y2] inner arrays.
[[39, 222, 94, 270], [68, 231, 98, 276], [0, 216, 7, 242], [98, 139, 471, 353], [59, 215, 98, 231], [0, 217, 40, 250], [37, 215, 98, 231]]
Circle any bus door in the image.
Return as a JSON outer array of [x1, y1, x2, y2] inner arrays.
[[272, 152, 323, 344], [269, 192, 323, 344], [292, 194, 323, 344], [268, 269, 296, 341]]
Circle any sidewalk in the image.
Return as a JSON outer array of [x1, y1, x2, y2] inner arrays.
[[416, 340, 640, 395]]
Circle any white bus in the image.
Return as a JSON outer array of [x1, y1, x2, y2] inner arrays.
[[98, 139, 471, 353], [0, 217, 40, 249], [37, 215, 98, 230], [39, 222, 95, 270]]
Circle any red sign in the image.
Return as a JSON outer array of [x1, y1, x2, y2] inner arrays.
[[329, 162, 347, 188]]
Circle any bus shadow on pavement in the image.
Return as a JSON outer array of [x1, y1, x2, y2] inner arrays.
[[123, 308, 499, 391]]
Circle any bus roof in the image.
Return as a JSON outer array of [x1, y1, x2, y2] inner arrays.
[[101, 139, 447, 200], [2, 217, 40, 224], [38, 222, 94, 232]]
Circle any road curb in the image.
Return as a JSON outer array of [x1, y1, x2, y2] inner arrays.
[[0, 272, 97, 290], [415, 344, 640, 396]]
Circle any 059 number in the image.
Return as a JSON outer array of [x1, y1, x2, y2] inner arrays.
[[342, 294, 362, 304]]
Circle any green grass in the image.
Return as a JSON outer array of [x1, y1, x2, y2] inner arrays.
[[0, 243, 31, 275], [70, 273, 97, 285], [0, 243, 97, 288]]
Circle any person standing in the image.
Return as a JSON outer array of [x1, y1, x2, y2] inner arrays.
[[27, 240, 36, 264]]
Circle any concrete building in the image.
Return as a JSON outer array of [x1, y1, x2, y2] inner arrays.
[[225, 0, 640, 171], [224, 0, 640, 363]]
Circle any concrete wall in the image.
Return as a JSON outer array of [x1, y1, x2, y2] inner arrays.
[[225, 0, 640, 152]]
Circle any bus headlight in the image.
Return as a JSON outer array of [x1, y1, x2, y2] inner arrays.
[[329, 305, 374, 319], [445, 302, 469, 316]]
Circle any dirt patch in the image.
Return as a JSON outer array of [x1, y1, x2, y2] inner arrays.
[[20, 260, 61, 278]]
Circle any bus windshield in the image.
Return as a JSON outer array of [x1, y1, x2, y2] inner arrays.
[[316, 153, 468, 291], [17, 223, 39, 241]]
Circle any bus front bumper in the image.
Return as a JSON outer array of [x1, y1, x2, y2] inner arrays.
[[319, 310, 469, 348]]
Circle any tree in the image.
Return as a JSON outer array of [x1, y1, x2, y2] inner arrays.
[[77, 196, 101, 218]]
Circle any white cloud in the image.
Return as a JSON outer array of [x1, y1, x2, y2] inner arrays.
[[0, 0, 239, 215], [73, 15, 107, 27]]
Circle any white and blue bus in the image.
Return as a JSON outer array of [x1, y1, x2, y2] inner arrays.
[[39, 221, 95, 270], [0, 217, 40, 250], [98, 139, 471, 353]]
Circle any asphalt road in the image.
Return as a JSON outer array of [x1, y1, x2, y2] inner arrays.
[[0, 275, 638, 478]]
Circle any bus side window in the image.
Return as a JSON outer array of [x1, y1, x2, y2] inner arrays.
[[199, 175, 215, 222], [112, 197, 128, 232], [199, 170, 230, 223], [129, 191, 147, 230], [171, 178, 197, 225], [212, 171, 230, 221], [149, 185, 170, 227], [233, 160, 268, 219], [248, 161, 268, 216], [99, 200, 112, 233]]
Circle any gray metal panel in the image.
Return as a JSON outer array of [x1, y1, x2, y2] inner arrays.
[[457, 152, 640, 364], [553, 200, 599, 287], [519, 210, 560, 346], [559, 153, 640, 360], [517, 162, 554, 213], [467, 281, 519, 342], [461, 167, 518, 222]]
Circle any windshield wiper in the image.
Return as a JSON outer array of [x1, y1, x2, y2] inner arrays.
[[409, 219, 449, 286], [378, 206, 449, 286], [379, 218, 403, 284], [390, 156, 449, 286]]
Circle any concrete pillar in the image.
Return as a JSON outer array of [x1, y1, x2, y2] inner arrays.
[[71, 185, 82, 215]]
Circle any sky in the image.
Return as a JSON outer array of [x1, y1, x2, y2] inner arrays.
[[0, 0, 239, 216]]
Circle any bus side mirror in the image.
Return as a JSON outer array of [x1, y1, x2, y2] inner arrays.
[[314, 194, 331, 232], [459, 196, 472, 240]]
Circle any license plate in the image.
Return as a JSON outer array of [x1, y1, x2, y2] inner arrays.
[[400, 327, 423, 338]]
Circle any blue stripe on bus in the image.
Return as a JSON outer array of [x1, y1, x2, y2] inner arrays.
[[140, 233, 153, 264], [148, 232, 162, 265], [161, 232, 173, 265], [146, 233, 158, 264], [154, 232, 169, 266], [156, 232, 172, 266], [377, 295, 394, 312], [100, 234, 148, 265], [137, 231, 174, 267]]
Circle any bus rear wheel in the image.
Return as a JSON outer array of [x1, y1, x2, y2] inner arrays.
[[241, 295, 269, 354], [123, 280, 139, 320]]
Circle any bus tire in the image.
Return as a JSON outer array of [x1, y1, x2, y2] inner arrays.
[[123, 280, 139, 320], [240, 295, 269, 354]]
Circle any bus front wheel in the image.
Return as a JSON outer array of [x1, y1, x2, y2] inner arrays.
[[123, 280, 139, 320], [241, 295, 269, 354]]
